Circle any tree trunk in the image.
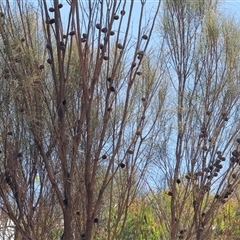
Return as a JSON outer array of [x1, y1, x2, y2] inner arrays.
[[85, 218, 93, 240], [63, 210, 73, 240]]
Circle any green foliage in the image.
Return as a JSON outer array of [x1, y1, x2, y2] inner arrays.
[[50, 229, 64, 240], [212, 198, 240, 239], [121, 198, 164, 240], [117, 191, 240, 240]]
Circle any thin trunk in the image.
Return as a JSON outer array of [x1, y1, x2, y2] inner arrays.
[[85, 210, 93, 240], [63, 209, 73, 240]]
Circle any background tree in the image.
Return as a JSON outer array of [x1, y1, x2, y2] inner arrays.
[[150, 0, 240, 239]]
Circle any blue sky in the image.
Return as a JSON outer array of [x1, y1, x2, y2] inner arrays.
[[219, 0, 240, 19], [41, 1, 240, 20], [46, 0, 240, 51]]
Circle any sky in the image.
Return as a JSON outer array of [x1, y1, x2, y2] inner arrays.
[[44, 0, 240, 47], [47, 1, 240, 17], [219, 0, 240, 19]]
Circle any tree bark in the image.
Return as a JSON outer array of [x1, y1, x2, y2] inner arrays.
[[63, 209, 73, 240]]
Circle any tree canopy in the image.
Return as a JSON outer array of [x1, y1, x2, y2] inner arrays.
[[0, 0, 239, 239]]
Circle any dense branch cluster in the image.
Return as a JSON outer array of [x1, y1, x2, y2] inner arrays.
[[0, 0, 239, 240]]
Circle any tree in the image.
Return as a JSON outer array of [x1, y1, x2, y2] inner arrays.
[[0, 0, 163, 239], [1, 0, 240, 239], [149, 0, 240, 239]]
